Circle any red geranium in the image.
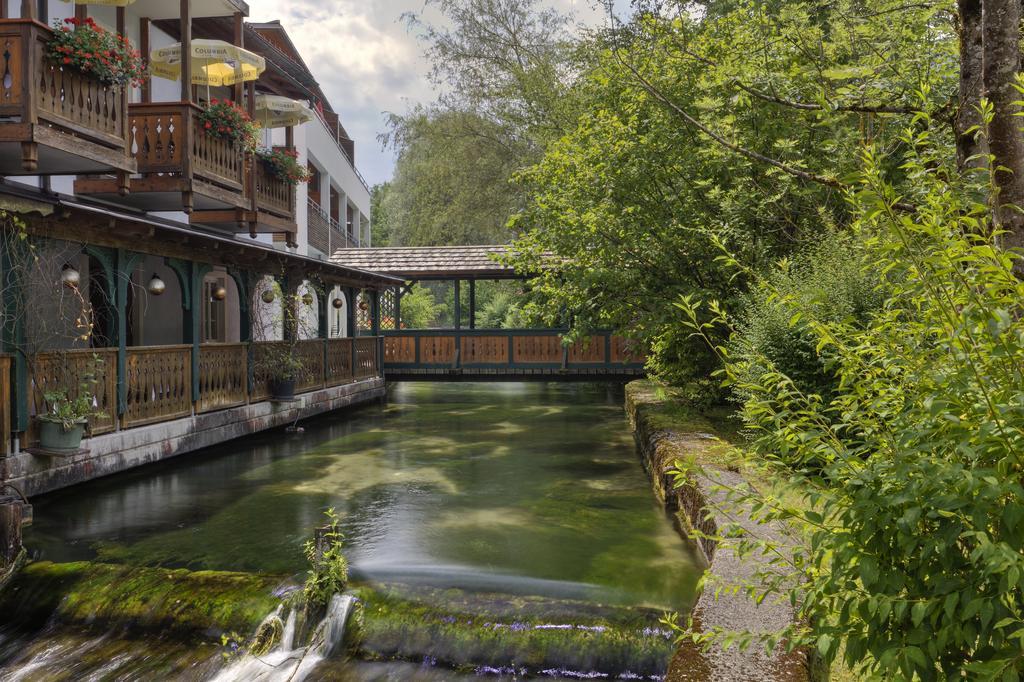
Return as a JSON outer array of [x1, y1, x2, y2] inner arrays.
[[46, 17, 146, 87]]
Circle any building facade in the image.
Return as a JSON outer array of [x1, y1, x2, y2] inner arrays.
[[0, 0, 390, 498]]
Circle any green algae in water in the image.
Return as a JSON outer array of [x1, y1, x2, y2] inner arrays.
[[25, 382, 701, 610]]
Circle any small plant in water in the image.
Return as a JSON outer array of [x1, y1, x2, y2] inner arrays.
[[303, 507, 348, 608]]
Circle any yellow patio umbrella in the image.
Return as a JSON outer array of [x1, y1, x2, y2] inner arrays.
[[150, 40, 266, 87], [254, 95, 314, 129]]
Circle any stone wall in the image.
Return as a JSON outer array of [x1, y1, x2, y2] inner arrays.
[[625, 381, 815, 682], [3, 378, 386, 497]]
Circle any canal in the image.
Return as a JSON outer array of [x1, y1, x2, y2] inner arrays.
[[1, 382, 702, 680]]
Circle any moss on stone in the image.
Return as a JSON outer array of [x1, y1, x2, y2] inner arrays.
[[0, 561, 284, 638], [352, 584, 675, 677]]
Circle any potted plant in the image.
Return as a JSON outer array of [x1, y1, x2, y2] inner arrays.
[[37, 389, 102, 453], [198, 98, 261, 152], [266, 350, 306, 401], [256, 147, 312, 185], [46, 17, 147, 87]]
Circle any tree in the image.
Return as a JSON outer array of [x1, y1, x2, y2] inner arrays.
[[504, 0, 956, 385], [378, 109, 525, 246], [981, 0, 1024, 252]]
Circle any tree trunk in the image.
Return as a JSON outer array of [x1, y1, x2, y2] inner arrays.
[[957, 0, 985, 168], [983, 0, 1024, 252]]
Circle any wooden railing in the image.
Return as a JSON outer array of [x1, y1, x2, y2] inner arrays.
[[124, 346, 192, 428], [254, 150, 296, 218], [355, 338, 379, 379], [13, 339, 381, 439], [307, 200, 358, 254], [197, 344, 247, 414], [295, 339, 326, 393], [383, 330, 646, 370], [1, 356, 10, 457], [325, 338, 354, 387], [307, 201, 332, 254], [27, 349, 118, 439], [129, 102, 244, 190], [0, 20, 131, 165]]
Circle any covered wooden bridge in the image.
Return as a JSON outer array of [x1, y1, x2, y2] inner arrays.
[[332, 246, 646, 382]]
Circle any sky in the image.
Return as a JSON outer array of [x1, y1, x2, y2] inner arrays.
[[245, 0, 633, 187]]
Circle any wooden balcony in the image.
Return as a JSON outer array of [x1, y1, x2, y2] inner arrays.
[[75, 102, 248, 214], [0, 20, 135, 179], [188, 147, 298, 243]]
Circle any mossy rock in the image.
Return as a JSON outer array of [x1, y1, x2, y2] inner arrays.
[[353, 584, 675, 678], [0, 561, 284, 638]]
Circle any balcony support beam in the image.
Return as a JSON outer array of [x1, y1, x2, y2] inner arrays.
[[140, 18, 151, 103]]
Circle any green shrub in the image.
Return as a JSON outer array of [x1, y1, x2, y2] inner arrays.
[[731, 234, 882, 403], [677, 118, 1024, 680]]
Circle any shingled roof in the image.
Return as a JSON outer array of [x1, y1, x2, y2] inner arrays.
[[330, 246, 523, 279]]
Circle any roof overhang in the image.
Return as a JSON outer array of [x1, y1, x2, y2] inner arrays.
[[329, 246, 537, 280], [132, 0, 248, 21], [0, 181, 402, 289]]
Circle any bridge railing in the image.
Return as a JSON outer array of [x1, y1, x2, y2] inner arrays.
[[382, 329, 645, 371]]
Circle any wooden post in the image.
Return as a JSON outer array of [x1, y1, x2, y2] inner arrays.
[[394, 286, 402, 330], [116, 6, 130, 196], [0, 501, 22, 568], [114, 251, 144, 420], [179, 0, 194, 212], [371, 290, 381, 337], [469, 279, 476, 330], [192, 264, 210, 407], [180, 0, 192, 103], [346, 289, 357, 377], [0, 244, 27, 435], [453, 279, 461, 330], [140, 18, 151, 103], [74, 4, 86, 21], [19, 0, 37, 170], [229, 269, 254, 398], [232, 12, 244, 103]]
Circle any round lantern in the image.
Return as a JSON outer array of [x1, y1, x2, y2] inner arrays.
[[261, 289, 276, 304], [212, 285, 228, 302], [332, 298, 344, 310], [302, 293, 314, 306], [358, 300, 369, 312], [148, 274, 166, 296], [61, 264, 81, 289]]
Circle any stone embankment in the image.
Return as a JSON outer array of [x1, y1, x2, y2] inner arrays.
[[625, 381, 817, 682]]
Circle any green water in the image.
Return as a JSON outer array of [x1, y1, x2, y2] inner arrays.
[[26, 382, 700, 611]]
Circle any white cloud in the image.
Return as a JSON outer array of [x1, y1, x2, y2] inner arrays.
[[246, 0, 630, 186]]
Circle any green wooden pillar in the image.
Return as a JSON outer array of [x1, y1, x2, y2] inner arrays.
[[317, 286, 330, 340], [454, 279, 461, 330], [371, 289, 381, 337], [1, 242, 28, 435], [167, 259, 210, 405], [279, 275, 296, 342], [345, 288, 356, 377], [394, 286, 402, 331], [112, 250, 144, 416], [346, 288, 357, 338], [228, 269, 254, 396]]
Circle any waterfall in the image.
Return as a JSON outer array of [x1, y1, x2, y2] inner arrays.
[[211, 594, 357, 682]]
